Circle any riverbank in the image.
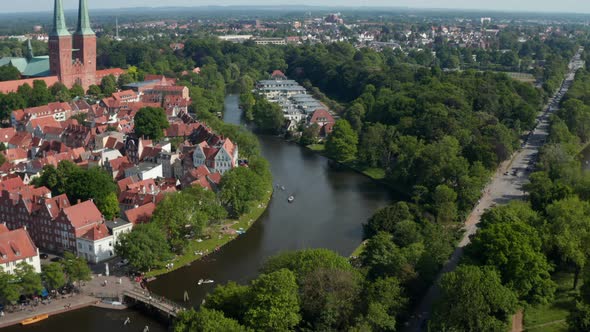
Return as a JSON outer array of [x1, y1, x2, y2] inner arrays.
[[145, 186, 273, 279]]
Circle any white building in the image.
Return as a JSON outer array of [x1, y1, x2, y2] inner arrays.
[[0, 225, 41, 274], [105, 219, 133, 247], [76, 223, 115, 264], [124, 163, 163, 180], [192, 138, 239, 175]]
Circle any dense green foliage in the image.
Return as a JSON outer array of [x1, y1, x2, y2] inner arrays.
[[430, 265, 518, 331], [175, 248, 407, 332], [134, 106, 170, 140], [115, 223, 173, 271], [32, 161, 120, 219]]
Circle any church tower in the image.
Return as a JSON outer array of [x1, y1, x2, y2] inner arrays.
[[48, 0, 97, 91], [73, 0, 96, 90], [48, 0, 72, 82]]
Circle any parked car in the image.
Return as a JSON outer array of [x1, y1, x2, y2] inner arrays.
[[40, 253, 49, 259], [50, 257, 63, 262]]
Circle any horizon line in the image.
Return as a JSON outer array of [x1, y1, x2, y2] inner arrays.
[[2, 5, 590, 16]]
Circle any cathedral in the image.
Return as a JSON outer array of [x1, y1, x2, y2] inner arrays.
[[49, 0, 97, 91], [0, 0, 123, 94]]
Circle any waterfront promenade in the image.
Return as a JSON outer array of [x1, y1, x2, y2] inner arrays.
[[0, 275, 136, 328]]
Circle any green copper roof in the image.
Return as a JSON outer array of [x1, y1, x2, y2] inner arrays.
[[26, 39, 34, 60], [51, 0, 70, 37], [75, 0, 94, 35]]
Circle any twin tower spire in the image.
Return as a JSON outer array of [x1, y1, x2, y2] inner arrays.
[[51, 0, 94, 37]]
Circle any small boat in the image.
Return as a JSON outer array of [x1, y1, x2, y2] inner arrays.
[[202, 279, 215, 284], [281, 186, 286, 191], [288, 196, 295, 203], [197, 279, 204, 285], [21, 314, 49, 326]]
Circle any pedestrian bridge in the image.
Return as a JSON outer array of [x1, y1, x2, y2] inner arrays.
[[122, 289, 184, 318]]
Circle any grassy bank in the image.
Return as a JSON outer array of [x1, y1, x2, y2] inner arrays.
[[305, 143, 386, 181], [524, 272, 578, 332], [146, 187, 273, 278]]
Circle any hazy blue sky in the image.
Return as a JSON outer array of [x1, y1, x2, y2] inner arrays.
[[5, 0, 590, 14]]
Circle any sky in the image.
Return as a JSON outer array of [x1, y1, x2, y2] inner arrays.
[[4, 0, 590, 14]]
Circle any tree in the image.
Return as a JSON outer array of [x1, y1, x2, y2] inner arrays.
[[0, 65, 21, 82], [70, 83, 85, 98], [466, 220, 556, 303], [42, 262, 66, 291], [117, 73, 134, 88], [100, 192, 120, 220], [101, 75, 117, 95], [251, 96, 285, 134], [362, 277, 408, 331], [151, 191, 211, 251], [244, 269, 301, 331], [134, 107, 169, 140], [51, 82, 71, 102], [87, 84, 102, 97], [64, 167, 119, 218], [430, 265, 517, 332], [432, 184, 458, 223], [174, 308, 250, 332], [568, 302, 590, 332], [360, 232, 418, 282], [61, 252, 91, 286], [325, 119, 358, 163], [204, 281, 251, 322], [261, 248, 354, 281], [219, 167, 266, 217], [15, 263, 43, 296], [116, 223, 172, 271], [300, 123, 320, 146], [31, 80, 52, 106], [0, 269, 19, 304], [545, 196, 590, 289], [363, 201, 414, 238], [299, 268, 361, 330]]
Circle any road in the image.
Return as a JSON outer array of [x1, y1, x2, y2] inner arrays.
[[404, 47, 585, 331]]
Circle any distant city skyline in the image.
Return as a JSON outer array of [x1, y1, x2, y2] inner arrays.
[[4, 0, 590, 14]]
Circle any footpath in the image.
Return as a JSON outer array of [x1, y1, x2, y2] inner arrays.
[[0, 275, 135, 328]]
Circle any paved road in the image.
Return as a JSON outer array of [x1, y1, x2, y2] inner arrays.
[[404, 48, 585, 331]]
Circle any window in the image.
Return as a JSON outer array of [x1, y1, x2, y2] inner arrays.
[[88, 245, 92, 251]]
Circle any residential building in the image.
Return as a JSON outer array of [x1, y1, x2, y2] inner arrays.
[[0, 224, 41, 274]]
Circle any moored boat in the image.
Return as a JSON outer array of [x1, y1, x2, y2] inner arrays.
[[288, 196, 295, 203], [21, 314, 49, 325]]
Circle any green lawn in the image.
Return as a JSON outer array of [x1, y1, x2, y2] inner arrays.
[[307, 144, 325, 152], [361, 167, 386, 180], [145, 187, 273, 278], [350, 240, 367, 258], [524, 272, 578, 331]]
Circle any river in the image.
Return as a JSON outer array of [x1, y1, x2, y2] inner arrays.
[[5, 95, 392, 331]]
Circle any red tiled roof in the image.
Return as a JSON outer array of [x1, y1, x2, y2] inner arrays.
[[207, 172, 222, 185], [0, 128, 16, 143], [0, 177, 25, 191], [0, 228, 38, 264], [3, 148, 28, 162], [8, 132, 32, 148], [310, 109, 335, 124], [95, 68, 125, 79], [62, 200, 103, 232], [0, 77, 59, 94], [124, 203, 156, 224], [80, 223, 111, 241], [28, 116, 60, 131]]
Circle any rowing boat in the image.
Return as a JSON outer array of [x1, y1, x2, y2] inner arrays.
[[21, 314, 49, 325]]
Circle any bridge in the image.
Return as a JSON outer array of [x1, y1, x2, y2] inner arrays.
[[122, 288, 185, 318]]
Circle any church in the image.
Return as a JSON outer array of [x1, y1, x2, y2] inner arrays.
[[0, 0, 123, 94]]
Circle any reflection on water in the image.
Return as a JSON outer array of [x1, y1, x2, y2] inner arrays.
[[8, 95, 392, 331]]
